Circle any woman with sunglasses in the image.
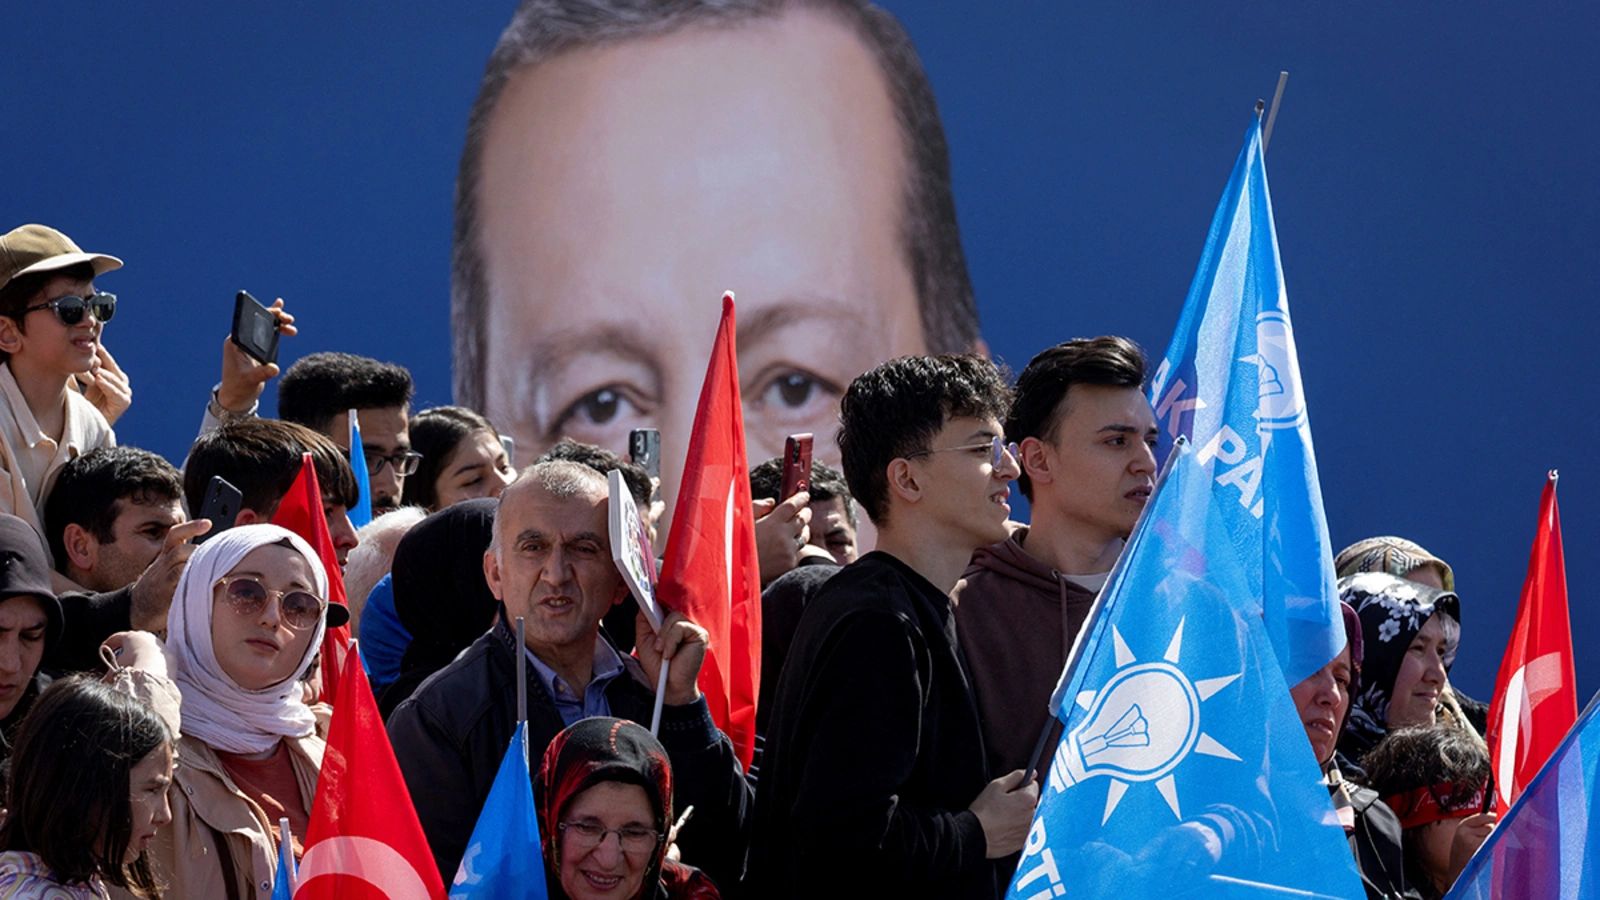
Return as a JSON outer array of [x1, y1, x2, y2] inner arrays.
[[537, 717, 720, 900], [104, 524, 330, 900]]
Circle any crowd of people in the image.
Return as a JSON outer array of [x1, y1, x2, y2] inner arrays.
[[0, 221, 1502, 900]]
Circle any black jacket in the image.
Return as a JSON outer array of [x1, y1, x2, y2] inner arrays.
[[1348, 783, 1422, 900], [386, 617, 751, 891], [44, 585, 133, 674], [747, 552, 995, 899]]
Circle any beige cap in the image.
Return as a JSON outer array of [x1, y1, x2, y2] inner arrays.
[[0, 224, 123, 292]]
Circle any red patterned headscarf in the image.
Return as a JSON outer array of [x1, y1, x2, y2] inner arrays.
[[536, 717, 674, 900]]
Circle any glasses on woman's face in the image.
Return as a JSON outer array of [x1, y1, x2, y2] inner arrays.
[[557, 820, 663, 855], [905, 434, 1019, 469], [24, 291, 117, 326], [214, 575, 325, 631]]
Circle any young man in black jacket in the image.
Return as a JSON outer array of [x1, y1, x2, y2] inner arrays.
[[386, 460, 751, 889], [748, 354, 1040, 899]]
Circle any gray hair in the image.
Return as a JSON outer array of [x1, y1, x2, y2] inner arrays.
[[488, 460, 609, 557], [450, 0, 979, 410]]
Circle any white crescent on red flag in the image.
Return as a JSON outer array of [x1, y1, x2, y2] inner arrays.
[[1485, 471, 1577, 812]]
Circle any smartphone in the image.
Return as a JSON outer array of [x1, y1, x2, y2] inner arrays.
[[780, 433, 813, 500], [500, 434, 516, 466], [231, 290, 281, 366], [194, 476, 243, 544], [629, 428, 661, 479]]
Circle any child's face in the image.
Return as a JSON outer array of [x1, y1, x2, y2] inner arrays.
[[11, 273, 102, 375]]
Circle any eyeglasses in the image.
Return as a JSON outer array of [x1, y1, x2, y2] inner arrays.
[[214, 575, 326, 631], [557, 821, 663, 855], [345, 449, 423, 477], [905, 434, 1018, 469], [23, 292, 116, 326]]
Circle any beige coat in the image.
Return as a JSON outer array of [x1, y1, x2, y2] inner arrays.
[[108, 668, 323, 900]]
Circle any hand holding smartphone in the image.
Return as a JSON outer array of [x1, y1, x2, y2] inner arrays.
[[193, 476, 243, 544], [231, 291, 281, 366], [780, 433, 813, 500]]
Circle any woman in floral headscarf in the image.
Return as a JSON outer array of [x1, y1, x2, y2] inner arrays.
[[537, 718, 719, 900], [1336, 573, 1463, 768]]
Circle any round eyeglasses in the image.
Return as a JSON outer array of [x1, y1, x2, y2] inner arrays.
[[214, 575, 326, 631]]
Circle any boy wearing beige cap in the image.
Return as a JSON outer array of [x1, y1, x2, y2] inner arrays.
[[0, 224, 128, 568]]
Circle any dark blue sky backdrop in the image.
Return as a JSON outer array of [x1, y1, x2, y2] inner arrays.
[[7, 1, 1598, 702]]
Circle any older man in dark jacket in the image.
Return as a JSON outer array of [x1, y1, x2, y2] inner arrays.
[[387, 461, 750, 889]]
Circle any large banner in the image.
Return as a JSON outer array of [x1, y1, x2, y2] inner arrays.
[[6, 2, 1598, 700]]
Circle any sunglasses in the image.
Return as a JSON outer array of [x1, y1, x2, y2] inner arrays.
[[215, 575, 326, 631], [905, 434, 1019, 469], [23, 292, 117, 326]]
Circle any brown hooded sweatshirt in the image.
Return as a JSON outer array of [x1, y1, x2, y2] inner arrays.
[[952, 525, 1100, 779]]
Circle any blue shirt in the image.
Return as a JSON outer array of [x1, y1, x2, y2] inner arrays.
[[525, 636, 626, 727], [359, 574, 411, 691]]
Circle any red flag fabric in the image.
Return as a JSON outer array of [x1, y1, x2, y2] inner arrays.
[[294, 647, 445, 900], [272, 452, 351, 701], [657, 292, 762, 770], [1486, 471, 1578, 812]]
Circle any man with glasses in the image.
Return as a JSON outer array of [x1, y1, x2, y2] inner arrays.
[[276, 352, 418, 516], [0, 224, 127, 570], [749, 354, 1039, 900]]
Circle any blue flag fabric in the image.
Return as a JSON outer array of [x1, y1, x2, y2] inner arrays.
[[1009, 440, 1363, 900], [348, 409, 373, 529], [1147, 116, 1342, 686], [450, 722, 549, 900], [270, 829, 294, 900], [1446, 691, 1600, 900]]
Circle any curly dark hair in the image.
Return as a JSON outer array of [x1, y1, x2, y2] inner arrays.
[[1361, 724, 1490, 899], [837, 354, 1011, 526]]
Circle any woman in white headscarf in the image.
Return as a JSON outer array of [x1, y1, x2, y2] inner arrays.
[[106, 524, 330, 900]]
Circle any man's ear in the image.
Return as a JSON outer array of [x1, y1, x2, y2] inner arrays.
[[885, 458, 923, 507], [0, 316, 24, 355], [234, 508, 263, 526], [1019, 436, 1053, 488], [482, 547, 503, 600], [61, 523, 98, 572]]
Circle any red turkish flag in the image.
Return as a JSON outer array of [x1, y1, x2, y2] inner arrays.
[[272, 452, 351, 702], [294, 647, 445, 900], [1486, 471, 1578, 812], [657, 292, 762, 770]]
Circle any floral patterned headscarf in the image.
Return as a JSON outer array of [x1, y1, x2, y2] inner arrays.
[[1336, 573, 1461, 762]]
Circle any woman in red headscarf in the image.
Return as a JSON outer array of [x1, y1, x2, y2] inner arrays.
[[537, 717, 720, 900]]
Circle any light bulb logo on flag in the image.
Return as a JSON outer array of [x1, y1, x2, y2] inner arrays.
[[1049, 619, 1242, 825]]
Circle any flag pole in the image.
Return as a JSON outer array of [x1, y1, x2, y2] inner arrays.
[[515, 616, 527, 725], [279, 816, 296, 889], [1262, 71, 1289, 151], [650, 658, 669, 736]]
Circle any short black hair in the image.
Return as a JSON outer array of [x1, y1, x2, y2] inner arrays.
[[43, 447, 183, 574], [537, 438, 651, 509], [0, 262, 96, 366], [838, 354, 1011, 527], [0, 675, 170, 896], [277, 352, 415, 434], [1007, 336, 1148, 500], [401, 406, 504, 510], [748, 458, 856, 528], [184, 417, 361, 518]]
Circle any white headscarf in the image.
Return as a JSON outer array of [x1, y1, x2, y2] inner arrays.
[[168, 524, 329, 755]]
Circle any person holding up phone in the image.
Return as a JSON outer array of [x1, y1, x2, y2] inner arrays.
[[197, 292, 297, 435]]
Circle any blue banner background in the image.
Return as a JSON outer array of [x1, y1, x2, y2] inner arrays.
[[4, 1, 1596, 702]]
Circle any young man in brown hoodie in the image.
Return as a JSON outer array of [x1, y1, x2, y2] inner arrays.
[[953, 337, 1159, 784]]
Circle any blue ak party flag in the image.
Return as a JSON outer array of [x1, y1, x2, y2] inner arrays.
[[1447, 690, 1600, 900], [347, 409, 373, 528], [450, 722, 549, 900], [1147, 115, 1343, 686], [1007, 439, 1363, 900]]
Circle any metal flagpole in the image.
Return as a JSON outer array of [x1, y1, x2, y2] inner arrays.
[[1263, 71, 1289, 151]]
